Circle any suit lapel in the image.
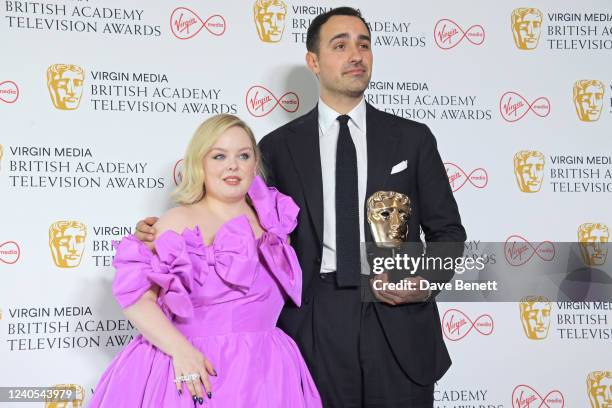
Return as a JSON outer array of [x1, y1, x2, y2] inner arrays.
[[364, 103, 400, 241], [285, 106, 324, 243], [283, 103, 400, 244]]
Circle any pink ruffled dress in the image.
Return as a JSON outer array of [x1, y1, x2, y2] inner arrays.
[[89, 176, 321, 407]]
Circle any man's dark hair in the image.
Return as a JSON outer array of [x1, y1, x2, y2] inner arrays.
[[306, 7, 371, 54]]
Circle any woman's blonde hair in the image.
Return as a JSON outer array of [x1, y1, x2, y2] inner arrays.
[[172, 114, 264, 205]]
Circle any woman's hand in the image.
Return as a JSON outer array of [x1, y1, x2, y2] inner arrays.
[[122, 291, 216, 404], [171, 343, 217, 404], [134, 216, 159, 251]]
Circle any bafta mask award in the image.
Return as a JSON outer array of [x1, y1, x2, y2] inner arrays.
[[519, 296, 552, 340], [578, 223, 609, 266], [49, 220, 87, 268], [47, 64, 85, 110], [366, 191, 411, 248], [587, 371, 612, 408], [573, 80, 605, 122]]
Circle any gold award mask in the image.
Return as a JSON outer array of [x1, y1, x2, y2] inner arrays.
[[573, 80, 605, 122], [519, 295, 552, 340], [47, 64, 85, 110], [578, 223, 609, 266], [253, 0, 287, 43], [587, 371, 612, 408], [511, 8, 543, 50], [49, 221, 87, 268], [367, 191, 411, 248]]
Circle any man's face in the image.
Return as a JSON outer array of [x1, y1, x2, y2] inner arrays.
[[255, 3, 286, 42], [368, 197, 410, 247], [308, 15, 373, 100], [48, 68, 84, 110], [580, 227, 609, 266], [51, 225, 86, 268], [521, 302, 551, 339], [516, 156, 544, 192], [514, 13, 542, 49], [575, 84, 604, 121]]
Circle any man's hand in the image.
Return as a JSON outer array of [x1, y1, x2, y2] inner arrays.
[[369, 272, 431, 305], [135, 217, 158, 250]]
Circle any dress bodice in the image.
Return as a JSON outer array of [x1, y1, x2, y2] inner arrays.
[[111, 176, 302, 336]]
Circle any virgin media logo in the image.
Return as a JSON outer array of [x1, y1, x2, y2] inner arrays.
[[434, 19, 485, 50], [0, 81, 19, 104], [442, 309, 494, 341], [444, 162, 488, 192], [170, 7, 227, 39], [512, 385, 564, 408], [504, 235, 555, 266], [173, 159, 184, 186], [0, 241, 21, 264], [245, 85, 299, 117], [500, 92, 551, 122]]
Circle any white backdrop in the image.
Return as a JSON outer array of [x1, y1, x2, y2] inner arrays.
[[1, 0, 611, 407]]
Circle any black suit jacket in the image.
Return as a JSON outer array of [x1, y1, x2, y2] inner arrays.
[[258, 102, 467, 385]]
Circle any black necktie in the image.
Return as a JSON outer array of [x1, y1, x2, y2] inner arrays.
[[335, 115, 361, 287]]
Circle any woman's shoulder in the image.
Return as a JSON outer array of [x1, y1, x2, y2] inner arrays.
[[153, 205, 198, 239], [137, 205, 209, 265]]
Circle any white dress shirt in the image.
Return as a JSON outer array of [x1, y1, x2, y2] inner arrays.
[[318, 98, 368, 274]]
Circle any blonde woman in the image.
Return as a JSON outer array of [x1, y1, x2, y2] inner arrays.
[[90, 114, 321, 407]]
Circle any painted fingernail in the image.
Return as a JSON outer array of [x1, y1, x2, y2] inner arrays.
[[207, 392, 212, 399], [198, 397, 204, 405], [212, 369, 218, 376], [178, 389, 182, 396], [192, 395, 198, 402]]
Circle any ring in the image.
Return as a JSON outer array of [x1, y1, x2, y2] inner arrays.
[[173, 373, 200, 383]]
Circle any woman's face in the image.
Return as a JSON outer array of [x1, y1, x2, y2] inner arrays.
[[202, 126, 257, 202]]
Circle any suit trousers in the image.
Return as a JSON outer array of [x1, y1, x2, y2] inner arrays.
[[295, 272, 435, 408]]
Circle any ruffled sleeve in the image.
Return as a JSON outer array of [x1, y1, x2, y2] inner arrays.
[[248, 176, 303, 306], [248, 176, 299, 237], [112, 233, 195, 319]]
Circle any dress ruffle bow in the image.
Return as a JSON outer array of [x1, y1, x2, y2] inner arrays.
[[112, 234, 195, 319], [113, 218, 260, 315], [248, 176, 302, 306], [183, 219, 258, 303], [111, 176, 303, 313]]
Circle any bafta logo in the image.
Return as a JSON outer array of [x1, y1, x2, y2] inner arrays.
[[587, 371, 612, 408], [45, 384, 84, 408], [511, 8, 543, 50], [514, 151, 545, 193], [367, 191, 411, 247], [253, 0, 287, 43], [519, 296, 551, 340], [47, 64, 85, 110], [578, 223, 609, 266], [573, 80, 605, 122], [49, 221, 87, 268]]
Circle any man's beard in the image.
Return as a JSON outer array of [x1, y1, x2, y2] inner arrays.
[[337, 78, 369, 98]]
